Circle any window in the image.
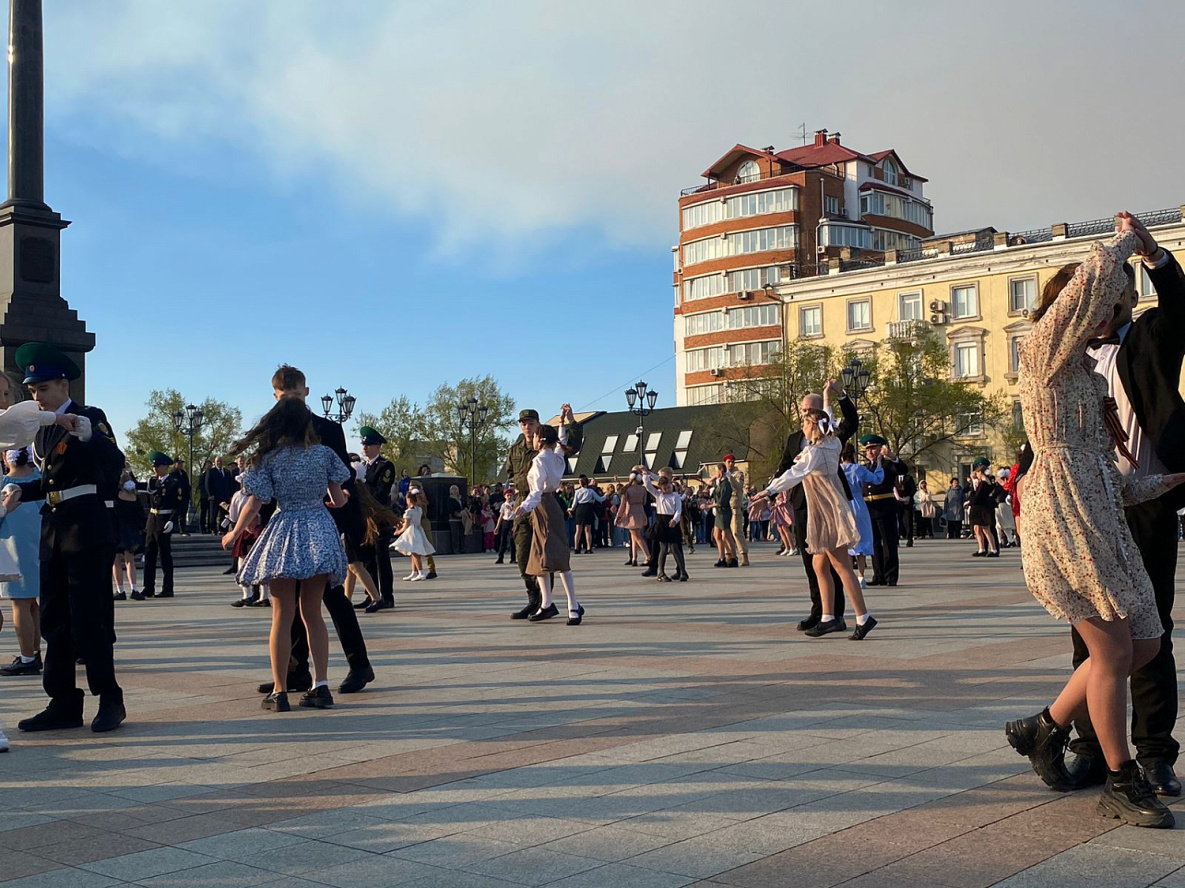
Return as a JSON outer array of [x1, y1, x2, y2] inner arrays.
[[846, 299, 871, 332], [600, 435, 618, 472], [675, 430, 693, 449], [956, 408, 983, 436], [951, 284, 979, 319], [686, 384, 724, 405], [819, 221, 921, 252], [824, 195, 840, 215], [1009, 335, 1022, 373], [1139, 265, 1157, 299], [860, 190, 933, 229], [882, 158, 898, 186], [800, 305, 822, 337], [682, 200, 722, 230], [726, 304, 780, 330], [898, 291, 923, 321], [682, 187, 799, 230], [728, 339, 781, 366], [683, 236, 724, 266], [736, 160, 760, 183], [1009, 277, 1036, 314], [683, 225, 797, 266], [685, 311, 725, 336], [953, 342, 980, 378], [645, 433, 662, 451], [684, 273, 726, 302], [726, 264, 783, 293], [685, 346, 725, 372]]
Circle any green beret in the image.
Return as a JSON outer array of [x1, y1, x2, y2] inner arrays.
[[518, 409, 540, 422], [972, 457, 991, 469], [359, 426, 386, 446], [859, 434, 888, 447], [148, 450, 173, 466], [16, 342, 80, 384]]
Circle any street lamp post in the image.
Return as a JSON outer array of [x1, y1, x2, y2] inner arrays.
[[624, 381, 659, 469], [456, 395, 490, 489], [321, 387, 356, 425], [840, 357, 871, 442], [171, 403, 204, 534]]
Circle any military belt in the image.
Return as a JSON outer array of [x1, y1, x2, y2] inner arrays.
[[864, 493, 896, 502], [150, 508, 173, 515], [46, 484, 97, 506]]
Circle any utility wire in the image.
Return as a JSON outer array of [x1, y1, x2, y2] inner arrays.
[[577, 354, 676, 412]]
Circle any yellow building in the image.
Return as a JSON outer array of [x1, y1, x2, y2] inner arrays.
[[764, 206, 1185, 483]]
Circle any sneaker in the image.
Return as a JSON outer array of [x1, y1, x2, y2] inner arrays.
[[299, 686, 335, 709], [0, 721, 8, 752], [410, 572, 426, 582], [402, 572, 417, 581], [1099, 761, 1175, 828], [1005, 708, 1078, 791], [0, 653, 41, 676]]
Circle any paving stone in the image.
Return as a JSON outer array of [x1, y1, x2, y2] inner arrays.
[[991, 844, 1184, 888], [0, 870, 122, 888], [463, 846, 603, 885], [543, 861, 695, 888], [1089, 823, 1185, 859], [77, 847, 220, 882]]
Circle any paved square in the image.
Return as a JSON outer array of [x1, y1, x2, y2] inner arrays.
[[1, 539, 1183, 887]]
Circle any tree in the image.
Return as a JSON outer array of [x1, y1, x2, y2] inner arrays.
[[124, 390, 243, 476], [418, 376, 516, 484], [353, 395, 422, 466], [856, 323, 1007, 470]]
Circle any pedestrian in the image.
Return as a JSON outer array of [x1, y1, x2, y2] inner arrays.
[[111, 463, 144, 601], [841, 443, 882, 588], [614, 472, 649, 566], [0, 447, 42, 677], [967, 458, 1000, 558], [135, 451, 185, 600], [357, 427, 396, 608], [913, 479, 937, 539], [860, 434, 907, 587], [709, 463, 739, 567], [514, 422, 584, 625], [494, 487, 516, 564], [227, 477, 269, 608], [393, 489, 435, 581], [172, 457, 191, 535], [723, 454, 749, 566], [944, 477, 965, 540], [223, 395, 350, 713], [8, 343, 127, 734], [570, 475, 604, 555], [204, 457, 231, 535], [1006, 219, 1185, 828]]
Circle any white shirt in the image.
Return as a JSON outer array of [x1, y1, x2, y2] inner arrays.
[[766, 435, 840, 495], [520, 444, 566, 512], [1086, 250, 1172, 479], [572, 486, 605, 506], [640, 473, 682, 522], [498, 499, 516, 521]]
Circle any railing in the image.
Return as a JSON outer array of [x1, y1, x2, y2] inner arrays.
[[886, 320, 927, 340], [950, 239, 994, 255]]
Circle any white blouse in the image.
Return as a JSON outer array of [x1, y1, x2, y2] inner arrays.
[[766, 435, 840, 496], [641, 473, 682, 522], [520, 443, 566, 513]]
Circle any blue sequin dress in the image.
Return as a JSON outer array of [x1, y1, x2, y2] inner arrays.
[[236, 444, 350, 586]]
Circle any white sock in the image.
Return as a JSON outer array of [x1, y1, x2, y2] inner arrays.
[[314, 680, 328, 689], [857, 613, 872, 625], [18, 654, 35, 664], [821, 613, 834, 622], [240, 587, 253, 600], [539, 575, 554, 609]]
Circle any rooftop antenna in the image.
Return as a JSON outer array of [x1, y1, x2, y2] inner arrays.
[[795, 122, 807, 146]]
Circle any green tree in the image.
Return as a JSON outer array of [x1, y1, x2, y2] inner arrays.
[[124, 390, 243, 476], [353, 395, 422, 466], [418, 376, 516, 484], [856, 323, 1006, 468]]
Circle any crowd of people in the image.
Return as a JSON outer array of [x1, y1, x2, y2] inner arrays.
[[0, 211, 1181, 834]]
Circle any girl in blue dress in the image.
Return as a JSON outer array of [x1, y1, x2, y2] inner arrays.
[[223, 397, 350, 713], [840, 443, 883, 589], [0, 447, 42, 676]]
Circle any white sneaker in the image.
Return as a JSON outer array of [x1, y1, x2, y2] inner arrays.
[[403, 572, 417, 581], [410, 572, 426, 582], [0, 722, 9, 753]]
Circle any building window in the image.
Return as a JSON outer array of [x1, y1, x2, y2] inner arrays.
[[799, 305, 822, 337], [683, 225, 797, 266], [951, 284, 979, 319], [684, 273, 726, 302], [600, 435, 618, 472], [736, 160, 761, 183], [953, 342, 980, 378], [1008, 336, 1022, 373], [820, 221, 921, 251], [956, 408, 983, 436], [898, 291, 923, 321], [686, 384, 724, 406], [645, 432, 662, 452], [726, 264, 783, 293], [860, 190, 932, 229], [824, 195, 840, 215], [1009, 277, 1036, 314], [846, 299, 871, 332], [728, 339, 781, 366], [1139, 265, 1157, 300], [682, 187, 799, 231], [623, 433, 638, 453], [685, 346, 725, 372], [882, 158, 898, 186], [684, 311, 725, 336], [727, 304, 781, 330]]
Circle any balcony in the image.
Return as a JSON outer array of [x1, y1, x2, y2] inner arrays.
[[887, 319, 928, 340]]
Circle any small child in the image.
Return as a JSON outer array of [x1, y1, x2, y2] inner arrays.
[[228, 484, 270, 607], [393, 490, 436, 582], [638, 469, 688, 582], [481, 503, 496, 552]]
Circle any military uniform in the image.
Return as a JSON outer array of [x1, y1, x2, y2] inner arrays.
[[362, 448, 396, 602], [12, 343, 127, 734], [504, 409, 582, 616], [137, 453, 186, 600], [861, 435, 907, 587], [726, 463, 748, 564]]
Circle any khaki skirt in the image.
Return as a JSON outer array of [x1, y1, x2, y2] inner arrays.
[[527, 494, 571, 576]]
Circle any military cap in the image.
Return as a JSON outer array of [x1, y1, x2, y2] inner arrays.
[[359, 426, 386, 446], [16, 342, 80, 385], [518, 409, 540, 423], [148, 450, 173, 466], [972, 456, 991, 470], [859, 433, 888, 447]]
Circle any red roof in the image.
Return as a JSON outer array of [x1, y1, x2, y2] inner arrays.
[[699, 144, 781, 180], [698, 136, 927, 183], [858, 180, 928, 200], [865, 150, 928, 183]]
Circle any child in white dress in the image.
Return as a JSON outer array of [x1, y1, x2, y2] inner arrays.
[[394, 491, 436, 582]]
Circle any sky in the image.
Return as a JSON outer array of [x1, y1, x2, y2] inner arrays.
[[30, 0, 1185, 447]]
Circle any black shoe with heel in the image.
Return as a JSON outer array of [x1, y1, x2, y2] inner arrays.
[[1099, 761, 1175, 828], [528, 603, 559, 622], [1005, 708, 1078, 791], [567, 604, 585, 626]]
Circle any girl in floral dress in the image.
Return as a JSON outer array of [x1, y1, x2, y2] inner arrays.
[[1007, 217, 1185, 828]]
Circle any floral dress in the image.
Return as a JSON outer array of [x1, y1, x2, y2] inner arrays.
[[237, 444, 350, 586], [1018, 230, 1169, 638]]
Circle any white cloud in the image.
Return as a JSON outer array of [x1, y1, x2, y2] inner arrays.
[[44, 0, 1185, 250]]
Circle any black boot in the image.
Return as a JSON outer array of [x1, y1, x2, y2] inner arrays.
[[1098, 761, 1175, 828], [19, 690, 84, 732], [92, 692, 127, 733], [1005, 708, 1078, 791]]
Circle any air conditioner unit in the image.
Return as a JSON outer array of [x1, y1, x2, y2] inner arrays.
[[930, 312, 947, 325], [929, 299, 948, 312], [709, 368, 724, 377], [738, 291, 754, 301]]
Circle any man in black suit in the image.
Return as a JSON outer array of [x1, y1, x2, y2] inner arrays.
[[204, 457, 231, 534], [775, 378, 857, 631], [250, 365, 375, 695], [861, 435, 908, 586], [359, 426, 396, 611], [1069, 213, 1185, 796], [7, 343, 127, 734]]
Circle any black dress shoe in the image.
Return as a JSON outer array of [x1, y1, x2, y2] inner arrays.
[[528, 603, 559, 622], [1099, 761, 1175, 828], [713, 559, 726, 568], [112, 590, 127, 601], [129, 590, 146, 601], [425, 571, 437, 580], [257, 672, 312, 695], [1005, 708, 1077, 791], [867, 579, 885, 586], [804, 619, 844, 638], [1066, 754, 1107, 788], [248, 598, 270, 607], [676, 572, 689, 582], [0, 653, 41, 676], [339, 667, 375, 694], [92, 695, 126, 733], [849, 616, 878, 640], [1144, 762, 1182, 797], [19, 694, 84, 732], [656, 574, 672, 582], [222, 566, 237, 575], [972, 551, 986, 557], [511, 605, 533, 620], [986, 551, 1000, 558], [797, 615, 820, 632], [353, 599, 370, 609], [364, 598, 394, 614], [156, 591, 174, 598], [727, 559, 739, 568], [299, 686, 335, 709], [640, 569, 658, 578], [567, 604, 585, 626], [231, 598, 251, 608], [262, 692, 290, 712], [494, 559, 504, 564]]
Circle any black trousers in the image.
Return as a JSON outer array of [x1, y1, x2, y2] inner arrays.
[[368, 532, 394, 602], [199, 498, 210, 533], [1070, 497, 1179, 765], [143, 531, 174, 596], [513, 514, 541, 608], [946, 519, 962, 540], [450, 519, 465, 554], [869, 511, 900, 585], [793, 506, 846, 621], [290, 581, 371, 675], [495, 524, 515, 561], [41, 542, 120, 703]]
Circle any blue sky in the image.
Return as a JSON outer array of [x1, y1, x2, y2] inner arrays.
[[36, 0, 1185, 446]]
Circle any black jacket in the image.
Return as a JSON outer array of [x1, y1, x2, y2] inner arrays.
[[1117, 253, 1185, 509], [776, 396, 858, 511], [364, 455, 396, 506]]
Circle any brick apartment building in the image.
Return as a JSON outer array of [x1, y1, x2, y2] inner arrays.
[[674, 129, 935, 406]]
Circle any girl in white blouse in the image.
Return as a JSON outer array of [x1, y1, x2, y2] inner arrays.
[[638, 468, 688, 582], [514, 423, 584, 625]]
